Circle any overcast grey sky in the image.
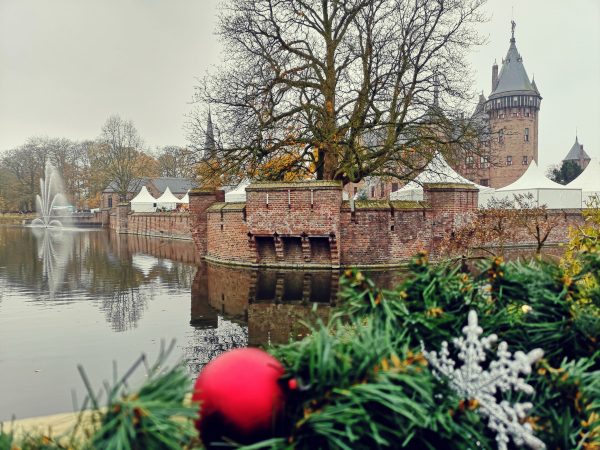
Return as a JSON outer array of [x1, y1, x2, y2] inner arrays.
[[0, 0, 598, 168]]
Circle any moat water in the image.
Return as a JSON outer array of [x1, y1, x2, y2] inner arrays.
[[0, 226, 404, 421]]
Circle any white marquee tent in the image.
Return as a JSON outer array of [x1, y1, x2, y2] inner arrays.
[[156, 186, 182, 210], [225, 181, 250, 202], [389, 152, 495, 206], [494, 161, 582, 209], [567, 158, 600, 206], [130, 186, 157, 212], [180, 190, 190, 204]]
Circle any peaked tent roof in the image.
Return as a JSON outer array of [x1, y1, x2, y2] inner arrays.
[[156, 186, 182, 204], [104, 177, 197, 194], [489, 28, 538, 99], [563, 136, 591, 162], [497, 161, 580, 191], [225, 180, 250, 202], [130, 186, 156, 203], [567, 158, 600, 191], [390, 152, 494, 200], [180, 190, 190, 204]]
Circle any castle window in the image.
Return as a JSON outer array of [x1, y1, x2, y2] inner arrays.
[[524, 128, 530, 142], [391, 183, 399, 192], [498, 130, 504, 144], [480, 179, 489, 186], [480, 156, 489, 168], [506, 155, 512, 166], [108, 197, 113, 208], [371, 186, 375, 198], [466, 156, 474, 168], [380, 184, 384, 197], [522, 156, 528, 165]]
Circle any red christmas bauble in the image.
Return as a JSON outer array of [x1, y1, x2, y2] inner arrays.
[[193, 348, 285, 444]]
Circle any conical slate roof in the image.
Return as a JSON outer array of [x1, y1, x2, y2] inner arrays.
[[489, 30, 538, 99], [563, 136, 591, 162]]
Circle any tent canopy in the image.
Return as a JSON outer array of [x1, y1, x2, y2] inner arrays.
[[567, 158, 600, 206], [567, 158, 600, 191], [156, 186, 182, 204], [180, 190, 190, 204], [493, 161, 582, 209], [225, 181, 250, 202], [497, 161, 580, 191], [390, 152, 494, 204], [130, 186, 157, 212], [130, 186, 156, 204]]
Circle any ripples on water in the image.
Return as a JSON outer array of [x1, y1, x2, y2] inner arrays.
[[0, 226, 406, 421]]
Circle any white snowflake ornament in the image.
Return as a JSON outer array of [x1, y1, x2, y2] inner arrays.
[[422, 310, 546, 450]]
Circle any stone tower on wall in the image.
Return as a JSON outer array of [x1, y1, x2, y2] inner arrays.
[[461, 21, 542, 189]]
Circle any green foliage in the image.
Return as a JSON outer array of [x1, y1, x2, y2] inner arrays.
[[259, 251, 600, 449], [83, 341, 199, 450], [548, 160, 583, 185]]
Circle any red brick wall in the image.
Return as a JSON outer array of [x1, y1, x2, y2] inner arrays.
[[206, 204, 255, 264], [245, 182, 342, 237], [127, 213, 191, 240], [189, 190, 224, 255], [189, 181, 584, 268]]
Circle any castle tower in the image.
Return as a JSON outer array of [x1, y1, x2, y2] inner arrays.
[[485, 21, 542, 188], [462, 21, 542, 189]]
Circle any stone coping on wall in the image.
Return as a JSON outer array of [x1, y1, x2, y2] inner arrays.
[[246, 180, 343, 191], [422, 182, 479, 191], [129, 212, 190, 216], [340, 200, 426, 211], [207, 202, 246, 212]]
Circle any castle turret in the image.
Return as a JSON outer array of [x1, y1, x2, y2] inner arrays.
[[203, 110, 216, 160], [563, 135, 591, 171], [481, 20, 542, 188]]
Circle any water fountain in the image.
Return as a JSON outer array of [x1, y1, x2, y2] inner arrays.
[[31, 163, 67, 228]]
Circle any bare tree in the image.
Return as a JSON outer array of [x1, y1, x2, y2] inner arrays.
[[156, 146, 197, 178], [96, 115, 146, 201], [188, 0, 487, 184]]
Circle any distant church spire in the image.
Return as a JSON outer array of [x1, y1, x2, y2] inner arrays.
[[204, 109, 216, 159]]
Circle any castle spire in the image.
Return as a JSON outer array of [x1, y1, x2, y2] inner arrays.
[[511, 20, 516, 42], [204, 109, 216, 159]]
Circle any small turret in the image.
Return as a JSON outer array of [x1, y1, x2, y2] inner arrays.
[[492, 59, 499, 92]]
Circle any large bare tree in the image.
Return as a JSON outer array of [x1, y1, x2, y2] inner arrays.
[[96, 115, 147, 201], [188, 0, 487, 183]]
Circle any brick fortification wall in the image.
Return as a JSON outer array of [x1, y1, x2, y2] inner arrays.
[[108, 205, 192, 240], [190, 181, 584, 268]]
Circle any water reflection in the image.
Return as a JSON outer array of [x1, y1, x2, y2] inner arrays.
[[0, 226, 408, 420], [189, 263, 405, 348]]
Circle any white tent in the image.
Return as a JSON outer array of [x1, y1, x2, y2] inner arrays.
[[180, 190, 190, 204], [130, 186, 157, 213], [225, 181, 250, 202], [389, 152, 495, 206], [494, 161, 582, 209], [156, 186, 182, 210], [567, 158, 600, 206]]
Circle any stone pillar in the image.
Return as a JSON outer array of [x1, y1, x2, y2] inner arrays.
[[424, 183, 478, 255], [100, 208, 110, 228], [189, 189, 223, 257], [116, 203, 130, 234]]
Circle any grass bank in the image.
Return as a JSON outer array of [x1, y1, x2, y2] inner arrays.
[[0, 213, 35, 225]]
